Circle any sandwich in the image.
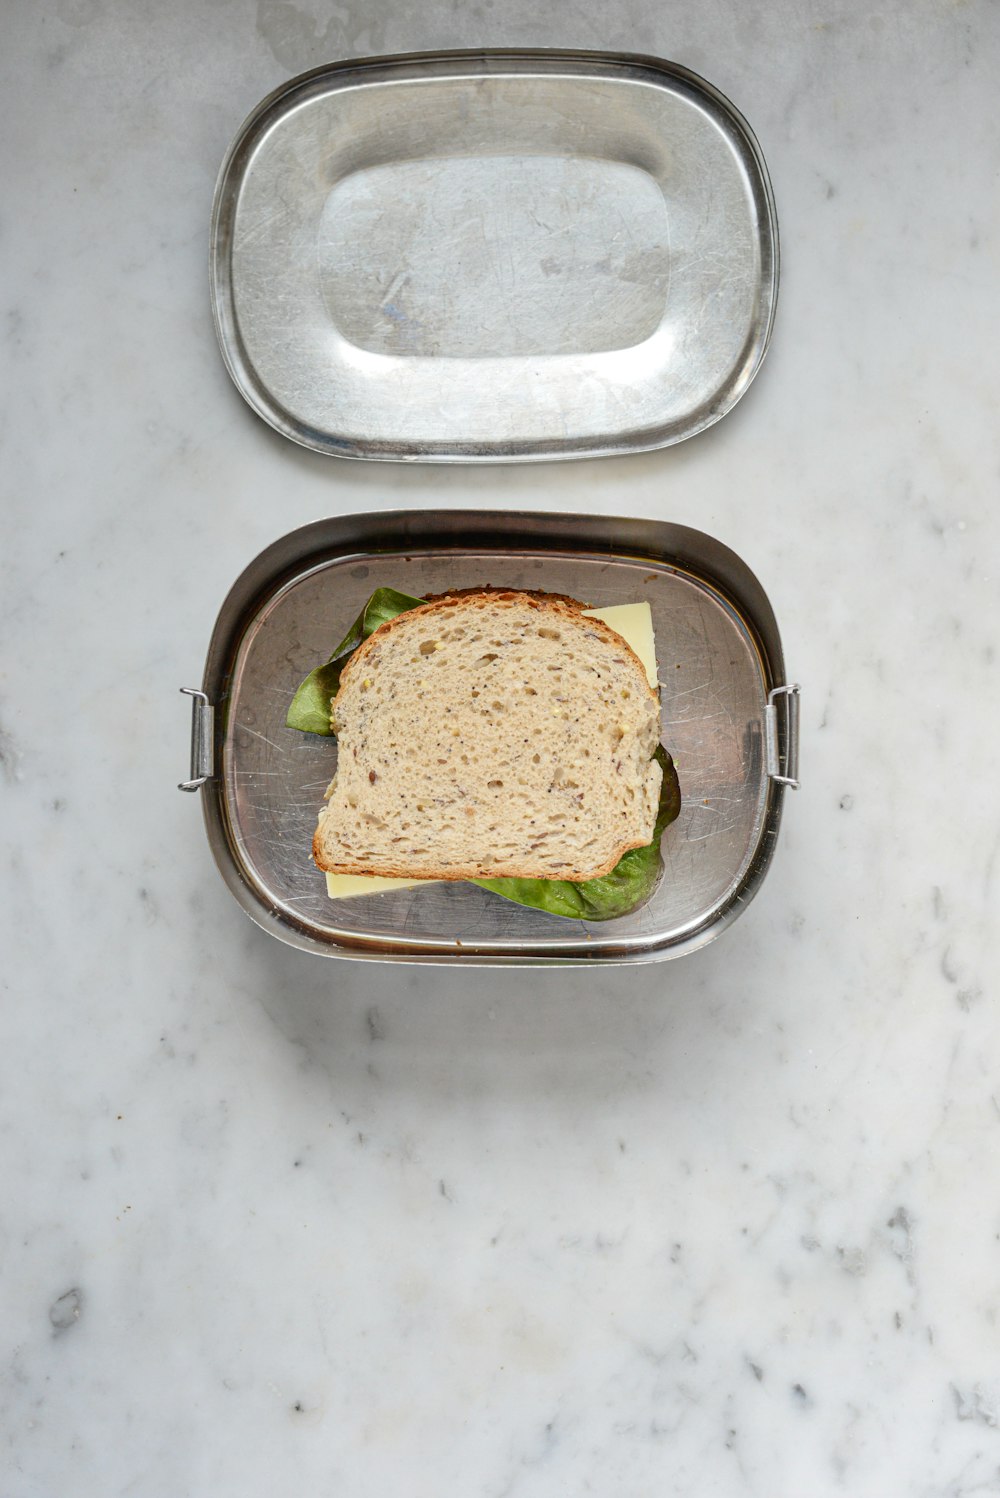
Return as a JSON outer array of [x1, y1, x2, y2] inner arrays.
[[286, 587, 680, 921]]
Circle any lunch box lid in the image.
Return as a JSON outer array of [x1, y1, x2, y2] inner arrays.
[[211, 48, 778, 463]]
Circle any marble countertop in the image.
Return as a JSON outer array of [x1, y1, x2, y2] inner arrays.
[[3, 2, 998, 1494]]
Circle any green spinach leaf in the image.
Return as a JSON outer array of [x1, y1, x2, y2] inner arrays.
[[285, 587, 426, 735]]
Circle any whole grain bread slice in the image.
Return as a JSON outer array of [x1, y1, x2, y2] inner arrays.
[[312, 590, 662, 881]]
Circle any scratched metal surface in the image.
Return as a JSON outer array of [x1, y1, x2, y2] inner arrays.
[[199, 513, 788, 962], [211, 50, 778, 461]]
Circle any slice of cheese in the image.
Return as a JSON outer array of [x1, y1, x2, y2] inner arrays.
[[325, 598, 658, 900], [583, 601, 658, 688], [325, 871, 428, 898]]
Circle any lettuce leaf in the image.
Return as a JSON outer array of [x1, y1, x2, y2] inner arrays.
[[285, 587, 426, 735], [286, 587, 681, 920]]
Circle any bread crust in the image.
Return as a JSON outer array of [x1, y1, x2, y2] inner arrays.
[[312, 828, 654, 883], [335, 590, 658, 709], [313, 589, 661, 881]]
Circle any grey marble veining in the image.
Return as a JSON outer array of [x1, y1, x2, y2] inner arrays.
[[2, 2, 999, 1495]]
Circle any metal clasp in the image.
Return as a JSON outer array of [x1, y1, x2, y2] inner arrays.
[[178, 687, 215, 791], [765, 684, 800, 789]]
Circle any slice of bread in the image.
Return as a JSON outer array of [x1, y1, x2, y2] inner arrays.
[[312, 591, 662, 881]]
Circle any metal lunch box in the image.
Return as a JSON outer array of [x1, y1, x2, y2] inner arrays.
[[185, 51, 797, 962], [180, 511, 799, 965]]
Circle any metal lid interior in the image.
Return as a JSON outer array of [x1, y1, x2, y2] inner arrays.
[[211, 49, 778, 462]]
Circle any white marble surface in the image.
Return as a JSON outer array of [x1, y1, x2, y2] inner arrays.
[[3, 2, 998, 1494]]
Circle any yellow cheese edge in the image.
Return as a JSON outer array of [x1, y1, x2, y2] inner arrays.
[[324, 872, 429, 898], [583, 602, 658, 690], [325, 599, 658, 900]]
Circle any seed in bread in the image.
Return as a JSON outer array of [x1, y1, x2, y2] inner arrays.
[[312, 591, 662, 882]]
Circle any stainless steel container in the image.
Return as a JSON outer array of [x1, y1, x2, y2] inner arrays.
[[180, 511, 799, 965], [211, 49, 778, 462]]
